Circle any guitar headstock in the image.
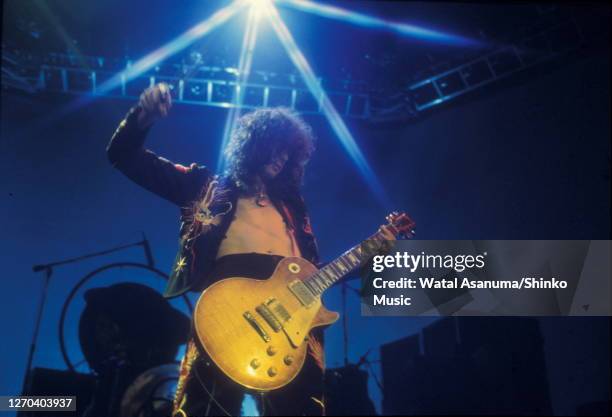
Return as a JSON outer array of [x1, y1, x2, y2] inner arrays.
[[385, 211, 416, 239]]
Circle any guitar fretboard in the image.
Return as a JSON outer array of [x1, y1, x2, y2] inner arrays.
[[303, 229, 387, 295]]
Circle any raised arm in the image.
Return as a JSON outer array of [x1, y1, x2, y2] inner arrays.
[[106, 83, 210, 206]]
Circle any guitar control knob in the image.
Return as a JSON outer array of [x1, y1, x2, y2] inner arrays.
[[283, 355, 294, 365], [267, 367, 278, 377], [250, 359, 261, 369], [266, 346, 277, 356]]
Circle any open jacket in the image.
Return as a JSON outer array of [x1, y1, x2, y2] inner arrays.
[[106, 106, 321, 299]]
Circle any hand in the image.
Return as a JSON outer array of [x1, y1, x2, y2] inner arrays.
[[137, 83, 172, 129]]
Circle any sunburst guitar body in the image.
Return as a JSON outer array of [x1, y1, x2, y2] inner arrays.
[[194, 212, 415, 391]]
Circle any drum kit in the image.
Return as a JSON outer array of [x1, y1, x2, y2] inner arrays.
[[21, 237, 192, 417]]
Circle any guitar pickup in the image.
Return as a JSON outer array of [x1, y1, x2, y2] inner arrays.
[[255, 298, 292, 333], [256, 302, 283, 332], [243, 311, 270, 342], [267, 298, 291, 323], [288, 280, 316, 308]]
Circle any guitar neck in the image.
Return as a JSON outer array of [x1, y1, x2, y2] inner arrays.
[[303, 229, 387, 296]]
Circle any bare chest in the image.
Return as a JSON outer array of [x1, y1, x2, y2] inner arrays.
[[216, 197, 301, 259]]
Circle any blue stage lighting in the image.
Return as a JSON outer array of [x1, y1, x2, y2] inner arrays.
[[218, 3, 262, 171], [264, 3, 393, 209], [278, 0, 481, 47], [96, 0, 247, 96]]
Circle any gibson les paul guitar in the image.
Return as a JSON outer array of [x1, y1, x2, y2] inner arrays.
[[194, 212, 415, 391]]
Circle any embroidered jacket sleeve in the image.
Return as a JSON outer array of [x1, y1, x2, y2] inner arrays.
[[106, 105, 210, 207]]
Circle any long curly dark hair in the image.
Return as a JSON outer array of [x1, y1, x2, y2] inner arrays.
[[223, 107, 316, 197]]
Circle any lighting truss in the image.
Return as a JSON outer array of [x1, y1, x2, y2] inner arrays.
[[3, 2, 588, 122], [13, 59, 370, 119], [95, 0, 248, 95], [7, 0, 581, 207], [408, 17, 584, 112], [1, 49, 37, 93]]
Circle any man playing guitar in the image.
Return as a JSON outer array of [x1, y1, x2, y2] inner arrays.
[[107, 82, 397, 416]]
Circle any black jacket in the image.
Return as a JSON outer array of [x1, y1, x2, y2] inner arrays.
[[107, 106, 320, 299]]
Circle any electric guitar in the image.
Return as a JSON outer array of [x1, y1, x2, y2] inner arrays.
[[193, 212, 416, 391]]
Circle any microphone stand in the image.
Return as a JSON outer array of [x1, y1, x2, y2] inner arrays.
[[341, 279, 364, 367], [342, 281, 348, 366], [22, 236, 154, 397]]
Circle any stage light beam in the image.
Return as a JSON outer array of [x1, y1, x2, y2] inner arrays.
[[278, 0, 481, 47], [95, 0, 248, 95], [34, 0, 91, 70], [264, 4, 393, 209], [250, 0, 273, 19], [217, 3, 262, 171], [31, 0, 248, 139]]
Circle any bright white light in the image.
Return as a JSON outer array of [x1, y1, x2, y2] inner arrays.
[[96, 0, 247, 95], [250, 0, 272, 20], [217, 2, 262, 171]]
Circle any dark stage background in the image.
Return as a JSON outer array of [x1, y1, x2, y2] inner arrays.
[[1, 1, 610, 415]]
